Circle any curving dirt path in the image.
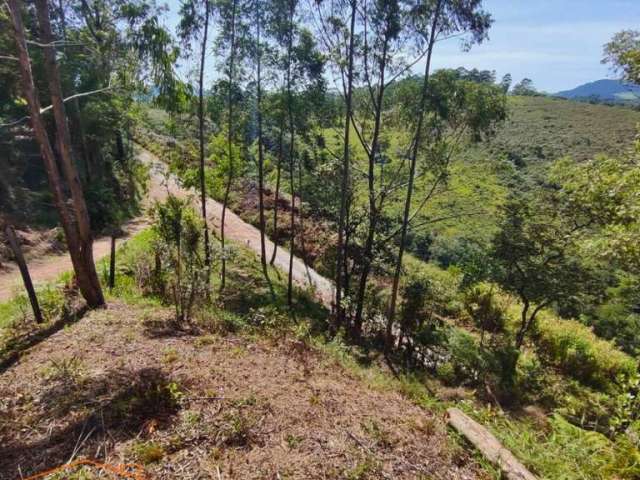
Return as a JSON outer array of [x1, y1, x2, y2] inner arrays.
[[0, 148, 334, 306]]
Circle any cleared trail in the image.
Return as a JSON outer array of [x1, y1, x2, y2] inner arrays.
[[0, 148, 334, 307]]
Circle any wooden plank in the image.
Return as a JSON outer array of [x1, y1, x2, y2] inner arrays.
[[447, 408, 537, 480]]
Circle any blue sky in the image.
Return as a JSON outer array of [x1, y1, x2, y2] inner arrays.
[[430, 0, 639, 92], [163, 0, 639, 93]]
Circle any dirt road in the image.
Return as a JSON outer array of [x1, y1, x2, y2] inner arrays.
[[0, 148, 334, 307]]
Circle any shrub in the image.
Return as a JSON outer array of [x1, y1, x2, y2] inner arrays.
[[535, 313, 637, 391], [611, 373, 640, 443], [37, 284, 70, 322], [463, 283, 506, 341], [151, 195, 209, 324], [446, 329, 490, 385], [403, 259, 464, 316]]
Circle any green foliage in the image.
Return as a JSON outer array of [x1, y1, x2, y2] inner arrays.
[[511, 78, 538, 96], [535, 314, 637, 391], [463, 283, 506, 337], [206, 129, 245, 199], [550, 145, 640, 275], [588, 273, 640, 356], [603, 30, 640, 84], [151, 195, 208, 323], [490, 191, 599, 348], [611, 373, 640, 445], [129, 441, 165, 464], [466, 404, 640, 480]]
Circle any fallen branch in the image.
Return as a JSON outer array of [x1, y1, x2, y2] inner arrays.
[[447, 408, 537, 480]]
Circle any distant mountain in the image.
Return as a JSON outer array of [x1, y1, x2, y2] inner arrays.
[[555, 79, 640, 103]]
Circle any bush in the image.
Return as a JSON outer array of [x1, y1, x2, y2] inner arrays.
[[403, 259, 464, 316], [535, 314, 637, 391], [394, 263, 462, 366], [445, 329, 491, 385], [152, 195, 209, 323], [463, 283, 506, 340]]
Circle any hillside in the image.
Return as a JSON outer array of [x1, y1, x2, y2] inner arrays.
[[3, 0, 640, 478], [485, 95, 640, 169], [555, 79, 640, 103], [0, 301, 489, 479], [0, 226, 494, 480]]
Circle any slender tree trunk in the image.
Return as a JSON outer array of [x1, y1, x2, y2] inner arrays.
[[220, 0, 238, 292], [297, 152, 309, 269], [9, 0, 104, 308], [287, 138, 295, 306], [255, 3, 270, 286], [269, 122, 284, 265], [115, 131, 125, 163], [334, 0, 357, 329], [285, 0, 296, 307], [108, 234, 116, 290], [516, 301, 546, 350], [386, 1, 441, 351], [515, 299, 530, 350], [198, 0, 212, 288], [5, 225, 43, 323], [353, 37, 390, 337]]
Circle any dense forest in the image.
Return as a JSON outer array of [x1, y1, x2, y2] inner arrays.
[[1, 0, 640, 478]]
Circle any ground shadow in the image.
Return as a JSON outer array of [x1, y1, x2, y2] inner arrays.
[[0, 303, 89, 374], [0, 367, 181, 479]]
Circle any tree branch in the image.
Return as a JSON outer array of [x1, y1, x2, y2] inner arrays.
[[1, 83, 112, 128], [26, 39, 85, 48]]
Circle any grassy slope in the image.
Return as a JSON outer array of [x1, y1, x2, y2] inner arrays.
[[487, 96, 640, 167], [0, 230, 497, 480], [2, 228, 637, 479], [412, 96, 640, 251], [127, 99, 640, 478], [332, 96, 640, 252]]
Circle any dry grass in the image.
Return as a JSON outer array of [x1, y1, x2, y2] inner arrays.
[[0, 301, 490, 480]]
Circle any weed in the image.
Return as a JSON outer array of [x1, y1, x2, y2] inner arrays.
[[182, 410, 202, 426], [285, 433, 303, 449], [48, 466, 99, 479], [344, 456, 381, 480], [129, 440, 165, 464], [194, 334, 217, 347], [40, 356, 84, 383], [162, 347, 179, 364], [361, 419, 392, 448], [229, 345, 246, 358], [219, 411, 255, 447], [231, 394, 257, 408]]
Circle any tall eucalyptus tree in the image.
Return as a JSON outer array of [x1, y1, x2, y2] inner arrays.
[[178, 0, 214, 289], [313, 0, 357, 328], [386, 0, 493, 349], [214, 0, 249, 290]]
